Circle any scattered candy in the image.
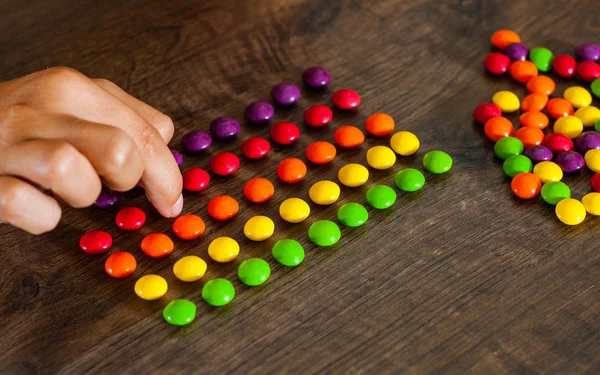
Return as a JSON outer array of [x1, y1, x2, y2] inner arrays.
[[277, 158, 307, 183], [338, 163, 369, 187], [547, 98, 574, 119], [241, 137, 270, 159], [490, 29, 521, 50], [521, 92, 548, 112], [181, 131, 212, 152], [337, 203, 369, 228], [105, 252, 136, 278], [238, 258, 271, 286], [592, 79, 600, 99], [163, 299, 196, 326], [271, 83, 301, 106], [533, 161, 563, 183], [172, 214, 205, 240], [509, 60, 538, 83], [334, 126, 365, 148], [207, 195, 239, 221], [306, 141, 337, 164], [308, 220, 341, 247], [541, 182, 571, 205], [577, 61, 600, 82], [279, 198, 310, 223], [515, 126, 544, 148], [483, 52, 510, 74], [564, 86, 592, 108], [270, 122, 300, 145], [302, 66, 331, 88], [575, 43, 600, 62], [243, 177, 275, 203], [210, 152, 240, 176], [544, 133, 573, 153], [94, 187, 121, 208], [526, 76, 555, 96], [519, 111, 549, 129], [115, 207, 146, 231], [505, 43, 528, 61], [173, 255, 207, 282], [171, 149, 184, 166], [582, 192, 600, 215], [555, 198, 586, 225], [394, 168, 425, 192], [524, 145, 553, 162], [592, 172, 600, 192], [502, 155, 532, 178], [555, 151, 585, 173], [309, 180, 341, 205], [134, 275, 168, 300], [510, 172, 541, 199], [366, 185, 396, 209], [574, 106, 600, 127], [473, 103, 502, 125], [202, 278, 235, 306], [554, 116, 583, 139], [529, 47, 553, 72], [141, 233, 174, 258], [208, 237, 240, 263], [272, 239, 305, 267], [552, 54, 577, 78], [390, 131, 420, 156], [331, 89, 360, 110], [245, 101, 274, 124], [585, 149, 600, 172], [182, 167, 210, 192], [365, 113, 395, 136], [304, 105, 333, 127], [79, 230, 112, 254], [210, 117, 240, 139], [366, 146, 396, 170], [492, 91, 520, 113], [575, 131, 600, 153], [422, 150, 453, 174], [484, 117, 514, 141], [244, 216, 275, 241]]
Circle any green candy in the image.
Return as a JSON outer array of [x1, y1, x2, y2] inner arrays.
[[502, 155, 533, 177], [595, 119, 600, 133], [337, 203, 369, 227], [366, 185, 396, 209], [238, 258, 271, 286], [494, 137, 523, 160], [529, 47, 553, 72], [272, 239, 305, 267], [308, 220, 341, 247], [394, 168, 425, 192], [202, 278, 235, 306], [422, 150, 452, 174], [541, 181, 571, 205], [163, 299, 196, 326], [592, 78, 600, 99]]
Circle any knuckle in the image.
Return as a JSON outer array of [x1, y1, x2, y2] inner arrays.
[[0, 181, 26, 216], [0, 104, 33, 145], [47, 142, 79, 181], [43, 66, 82, 81], [152, 113, 174, 141], [104, 130, 138, 172], [93, 78, 118, 90], [138, 125, 161, 159], [40, 67, 85, 93]]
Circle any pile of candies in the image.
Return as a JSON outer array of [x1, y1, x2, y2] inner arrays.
[[477, 30, 600, 225], [81, 67, 453, 326]]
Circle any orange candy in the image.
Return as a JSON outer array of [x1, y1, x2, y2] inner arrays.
[[491, 29, 521, 50], [519, 111, 549, 129], [515, 126, 544, 148], [511, 172, 541, 199], [526, 75, 555, 96], [172, 214, 205, 240], [521, 93, 548, 112], [277, 158, 307, 183], [243, 177, 275, 203], [141, 233, 174, 258], [365, 113, 395, 136], [484, 117, 514, 142], [547, 98, 574, 119], [334, 125, 365, 148], [306, 141, 337, 164], [105, 252, 137, 278], [208, 195, 239, 220], [509, 60, 538, 83]]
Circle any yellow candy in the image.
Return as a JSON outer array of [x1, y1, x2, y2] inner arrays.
[[243, 216, 274, 241], [533, 161, 563, 183], [555, 198, 586, 225], [574, 105, 600, 127], [208, 237, 240, 262], [564, 86, 592, 108], [492, 90, 520, 113], [279, 197, 310, 223], [554, 115, 583, 139], [173, 255, 207, 282], [390, 131, 420, 156], [338, 163, 369, 187], [582, 192, 600, 215], [366, 146, 396, 170], [585, 149, 600, 172], [134, 274, 168, 300], [309, 180, 341, 205]]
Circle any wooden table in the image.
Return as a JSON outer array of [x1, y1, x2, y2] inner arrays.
[[2, 0, 600, 373]]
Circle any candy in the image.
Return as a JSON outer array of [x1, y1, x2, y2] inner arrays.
[[509, 60, 538, 83], [134, 275, 168, 300], [238, 258, 271, 286], [544, 133, 573, 153], [306, 141, 337, 164], [210, 152, 240, 176], [473, 103, 502, 125], [302, 66, 331, 88], [334, 126, 365, 148], [208, 237, 240, 263], [593, 173, 600, 192], [366, 185, 396, 209], [94, 187, 121, 208], [366, 146, 396, 170], [547, 98, 574, 119], [271, 83, 301, 106], [592, 79, 600, 99], [173, 255, 207, 282], [575, 43, 600, 61], [207, 195, 239, 220], [524, 145, 553, 163], [79, 230, 112, 254], [337, 203, 369, 228], [309, 180, 341, 205], [585, 149, 600, 172], [182, 167, 210, 192], [502, 155, 533, 178], [244, 216, 275, 241], [331, 89, 361, 110], [483, 52, 510, 74], [304, 105, 333, 127], [365, 113, 395, 136], [510, 172, 541, 199], [582, 192, 600, 215], [423, 150, 453, 173], [394, 168, 426, 191], [244, 101, 274, 124], [533, 161, 563, 183], [505, 43, 528, 61], [491, 30, 521, 50], [515, 127, 544, 148], [541, 182, 571, 205], [241, 137, 270, 159], [279, 198, 310, 223], [526, 75, 555, 96], [270, 122, 300, 145], [555, 198, 586, 225], [484, 117, 514, 141], [564, 86, 592, 108], [521, 93, 548, 112], [163, 299, 196, 326], [577, 61, 600, 82], [141, 233, 174, 258], [308, 220, 341, 247], [210, 117, 240, 139], [105, 252, 136, 278], [277, 158, 307, 183], [529, 47, 553, 72], [202, 278, 235, 306], [519, 111, 549, 129], [338, 163, 369, 187], [390, 131, 420, 155], [181, 131, 212, 152], [574, 106, 600, 127], [272, 239, 305, 267], [552, 54, 577, 78], [596, 120, 600, 133], [171, 149, 183, 166], [115, 207, 146, 231], [575, 132, 600, 153], [555, 151, 585, 173], [172, 214, 205, 240], [243, 177, 275, 203], [494, 137, 524, 160], [554, 116, 583, 139], [492, 91, 520, 113]]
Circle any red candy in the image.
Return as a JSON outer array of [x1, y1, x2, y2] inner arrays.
[[331, 89, 361, 110], [473, 103, 502, 124], [241, 137, 270, 159], [552, 55, 577, 78], [577, 61, 600, 82], [182, 168, 210, 192], [592, 173, 600, 192], [483, 52, 510, 75], [544, 133, 574, 154], [304, 105, 333, 127], [270, 122, 300, 145], [210, 152, 240, 176], [115, 207, 146, 231], [79, 230, 112, 254]]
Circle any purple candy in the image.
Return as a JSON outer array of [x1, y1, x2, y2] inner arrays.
[[302, 66, 331, 88], [94, 187, 121, 209], [575, 132, 600, 153], [523, 145, 553, 163], [505, 43, 528, 61], [555, 151, 585, 173], [271, 83, 301, 106], [181, 131, 212, 152], [210, 117, 240, 139], [575, 43, 600, 62], [170, 149, 183, 166], [245, 101, 275, 124]]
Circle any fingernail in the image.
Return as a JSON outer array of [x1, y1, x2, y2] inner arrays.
[[169, 194, 184, 217]]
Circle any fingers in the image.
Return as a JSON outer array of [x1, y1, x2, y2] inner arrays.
[[0, 176, 61, 234]]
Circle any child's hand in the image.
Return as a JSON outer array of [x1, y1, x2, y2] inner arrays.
[[0, 67, 183, 234]]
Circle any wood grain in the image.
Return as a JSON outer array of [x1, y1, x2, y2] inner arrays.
[[2, 0, 600, 373]]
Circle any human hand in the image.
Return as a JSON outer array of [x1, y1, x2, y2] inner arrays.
[[0, 67, 183, 234]]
